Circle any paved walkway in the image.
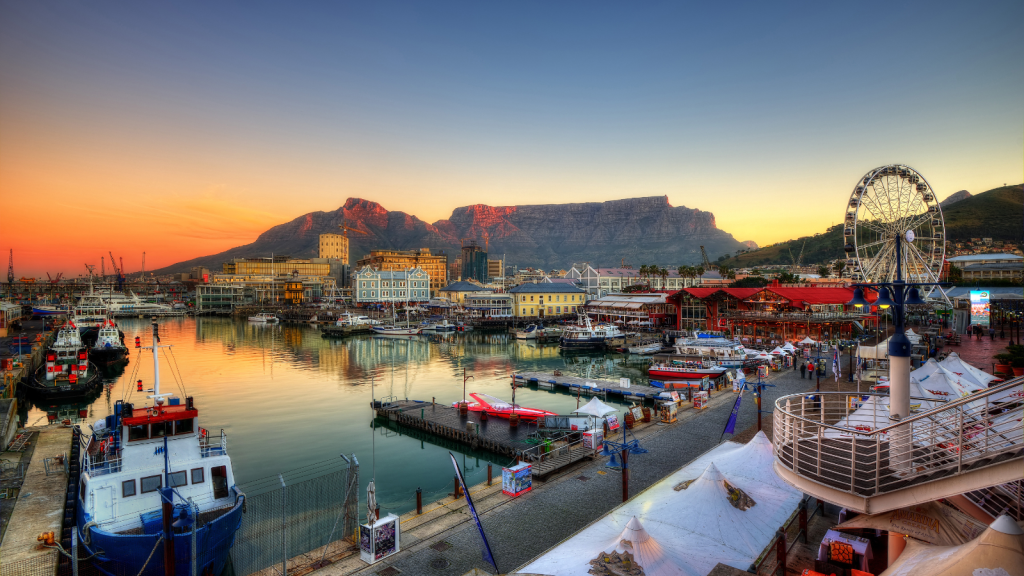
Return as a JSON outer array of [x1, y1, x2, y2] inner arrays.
[[314, 361, 830, 576]]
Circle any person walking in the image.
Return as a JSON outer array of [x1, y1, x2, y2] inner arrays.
[[800, 361, 807, 379], [989, 326, 995, 340]]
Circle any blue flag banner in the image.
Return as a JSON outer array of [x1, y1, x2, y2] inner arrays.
[[722, 393, 743, 437], [449, 452, 499, 573]]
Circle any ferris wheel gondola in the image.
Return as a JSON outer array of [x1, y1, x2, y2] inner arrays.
[[843, 164, 951, 306]]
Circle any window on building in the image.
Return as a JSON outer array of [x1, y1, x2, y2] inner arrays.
[[122, 479, 137, 497], [174, 418, 194, 435], [531, 296, 535, 301]]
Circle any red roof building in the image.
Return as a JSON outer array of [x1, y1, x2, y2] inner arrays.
[[667, 281, 879, 345]]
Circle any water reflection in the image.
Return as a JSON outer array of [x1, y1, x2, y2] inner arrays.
[[24, 317, 648, 517]]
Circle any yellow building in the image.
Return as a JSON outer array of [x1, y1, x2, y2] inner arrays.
[[356, 248, 449, 292], [438, 281, 491, 304], [487, 259, 503, 279], [508, 283, 586, 318], [223, 257, 330, 276], [318, 233, 349, 264]]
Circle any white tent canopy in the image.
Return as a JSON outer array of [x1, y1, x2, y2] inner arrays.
[[573, 397, 618, 417], [519, 432, 803, 576], [781, 342, 796, 351], [880, 514, 1024, 576], [798, 337, 817, 345], [770, 347, 789, 355], [940, 352, 1000, 387], [858, 337, 890, 360]]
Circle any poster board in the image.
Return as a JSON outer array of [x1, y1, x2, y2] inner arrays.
[[606, 414, 620, 431], [694, 391, 709, 410], [970, 290, 990, 327], [630, 406, 643, 422], [583, 428, 604, 451], [359, 513, 401, 564], [660, 401, 677, 423], [669, 391, 680, 403], [502, 462, 533, 497]]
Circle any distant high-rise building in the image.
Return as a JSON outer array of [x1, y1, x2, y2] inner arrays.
[[318, 233, 349, 264], [461, 244, 488, 282], [487, 259, 503, 279]]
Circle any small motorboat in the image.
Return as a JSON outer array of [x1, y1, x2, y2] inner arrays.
[[454, 393, 557, 422], [248, 312, 279, 323], [648, 360, 728, 380], [88, 319, 129, 366], [514, 325, 540, 340], [371, 325, 422, 336], [628, 342, 662, 355]]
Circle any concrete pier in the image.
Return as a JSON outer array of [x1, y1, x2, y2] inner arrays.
[[0, 426, 73, 564]]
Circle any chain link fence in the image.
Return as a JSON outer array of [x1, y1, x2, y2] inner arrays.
[[230, 455, 359, 576]]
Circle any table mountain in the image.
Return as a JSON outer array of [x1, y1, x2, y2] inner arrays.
[[155, 196, 748, 274]]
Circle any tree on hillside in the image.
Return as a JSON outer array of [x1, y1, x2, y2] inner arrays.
[[732, 276, 768, 288], [817, 266, 830, 278], [834, 260, 846, 278], [948, 265, 963, 283], [720, 266, 736, 280], [777, 271, 800, 284]]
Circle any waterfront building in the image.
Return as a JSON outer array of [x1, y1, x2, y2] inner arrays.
[[356, 248, 448, 292], [317, 233, 349, 264], [222, 256, 331, 277], [508, 283, 586, 318], [353, 267, 430, 304], [667, 282, 878, 343], [461, 244, 488, 282], [438, 281, 490, 305], [584, 293, 675, 327], [197, 275, 329, 311], [463, 293, 514, 319], [580, 265, 697, 298]]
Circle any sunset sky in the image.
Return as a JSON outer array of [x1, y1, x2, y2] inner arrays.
[[2, 1, 1021, 277]]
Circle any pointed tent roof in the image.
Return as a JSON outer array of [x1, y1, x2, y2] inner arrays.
[[911, 357, 941, 382], [603, 516, 669, 574], [573, 397, 618, 417], [940, 352, 1000, 388], [781, 342, 796, 351], [770, 346, 788, 355], [880, 514, 1024, 576], [798, 336, 817, 344]]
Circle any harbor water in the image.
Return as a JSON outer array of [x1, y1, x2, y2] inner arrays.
[[20, 317, 652, 517]]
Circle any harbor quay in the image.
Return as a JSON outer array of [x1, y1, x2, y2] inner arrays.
[[310, 363, 817, 576]]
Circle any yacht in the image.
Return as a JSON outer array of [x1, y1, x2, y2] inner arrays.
[[558, 314, 625, 350], [371, 325, 422, 336], [648, 360, 729, 380], [514, 324, 540, 340], [100, 291, 184, 317], [673, 337, 750, 368], [247, 312, 279, 323], [627, 341, 662, 355], [24, 321, 102, 399], [77, 321, 244, 576]]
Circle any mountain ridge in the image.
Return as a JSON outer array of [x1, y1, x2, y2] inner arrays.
[[155, 196, 747, 274]]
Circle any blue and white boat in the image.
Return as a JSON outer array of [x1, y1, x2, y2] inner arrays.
[[32, 304, 69, 316], [77, 320, 244, 576], [558, 314, 625, 350]]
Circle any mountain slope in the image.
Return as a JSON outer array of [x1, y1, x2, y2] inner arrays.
[[155, 196, 747, 274], [720, 184, 1023, 268]]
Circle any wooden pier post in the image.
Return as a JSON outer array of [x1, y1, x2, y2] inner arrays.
[[621, 448, 629, 503], [454, 476, 463, 498], [487, 464, 492, 486]]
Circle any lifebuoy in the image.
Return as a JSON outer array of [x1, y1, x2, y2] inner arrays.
[[150, 408, 160, 418]]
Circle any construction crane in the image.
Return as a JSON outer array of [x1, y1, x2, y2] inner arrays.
[[46, 272, 64, 284], [109, 251, 126, 291], [699, 246, 716, 271], [101, 256, 106, 279], [141, 251, 145, 282], [6, 249, 13, 285], [795, 240, 807, 268], [337, 222, 368, 238]]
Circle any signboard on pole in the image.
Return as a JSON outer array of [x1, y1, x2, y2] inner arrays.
[[969, 290, 990, 327]]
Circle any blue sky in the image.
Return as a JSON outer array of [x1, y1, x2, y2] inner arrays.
[[1, 1, 1021, 273]]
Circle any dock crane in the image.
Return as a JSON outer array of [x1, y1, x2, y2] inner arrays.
[[337, 222, 368, 238], [6, 249, 13, 286], [795, 240, 806, 268], [109, 251, 126, 291], [699, 246, 717, 271]]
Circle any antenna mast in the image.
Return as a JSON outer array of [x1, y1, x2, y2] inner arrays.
[[6, 249, 13, 285]]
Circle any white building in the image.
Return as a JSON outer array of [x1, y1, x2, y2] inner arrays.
[[353, 267, 431, 304], [580, 266, 700, 298]]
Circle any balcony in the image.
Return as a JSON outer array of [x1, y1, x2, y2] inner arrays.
[[772, 377, 1024, 514]]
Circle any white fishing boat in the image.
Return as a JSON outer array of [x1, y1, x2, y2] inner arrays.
[[559, 314, 625, 350], [514, 324, 540, 340], [88, 319, 129, 366], [627, 341, 662, 355], [77, 320, 244, 576], [247, 312, 279, 323], [101, 291, 185, 317]]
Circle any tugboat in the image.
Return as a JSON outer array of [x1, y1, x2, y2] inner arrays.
[[24, 321, 102, 399], [87, 319, 129, 366], [77, 320, 244, 576]]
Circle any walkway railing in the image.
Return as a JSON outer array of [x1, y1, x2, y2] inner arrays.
[[772, 377, 1024, 505], [722, 310, 873, 323], [200, 428, 227, 458]]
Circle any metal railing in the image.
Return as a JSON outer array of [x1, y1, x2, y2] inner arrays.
[[753, 497, 823, 575], [200, 429, 227, 458], [83, 447, 122, 476], [772, 377, 1024, 498], [721, 310, 873, 322]]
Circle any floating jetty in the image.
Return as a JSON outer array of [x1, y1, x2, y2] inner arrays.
[[514, 371, 667, 402], [372, 400, 601, 478]]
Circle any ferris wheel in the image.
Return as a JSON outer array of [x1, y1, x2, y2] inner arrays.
[[843, 164, 951, 304]]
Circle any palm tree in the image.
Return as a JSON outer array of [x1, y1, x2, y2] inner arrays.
[[659, 267, 669, 289], [638, 264, 650, 285], [834, 260, 846, 279]]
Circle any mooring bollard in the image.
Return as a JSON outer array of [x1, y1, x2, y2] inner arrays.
[[416, 487, 422, 514], [487, 463, 492, 486], [454, 476, 463, 498], [375, 505, 380, 520]]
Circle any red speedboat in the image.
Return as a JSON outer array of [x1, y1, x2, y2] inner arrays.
[[454, 393, 557, 422], [648, 362, 728, 380]]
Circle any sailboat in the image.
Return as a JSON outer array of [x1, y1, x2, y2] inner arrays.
[[77, 320, 244, 576], [371, 301, 422, 336]]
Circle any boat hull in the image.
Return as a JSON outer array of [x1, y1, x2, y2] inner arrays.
[[32, 306, 67, 316], [78, 489, 245, 576], [648, 367, 727, 380], [559, 338, 605, 350], [25, 364, 103, 399], [89, 346, 129, 366]]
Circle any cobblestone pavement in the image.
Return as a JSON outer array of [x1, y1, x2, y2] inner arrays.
[[332, 358, 842, 576]]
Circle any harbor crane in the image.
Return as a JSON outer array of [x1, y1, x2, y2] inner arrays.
[[337, 222, 368, 238], [109, 251, 126, 291], [6, 249, 13, 285], [699, 245, 717, 271], [795, 240, 806, 267], [46, 272, 63, 284]]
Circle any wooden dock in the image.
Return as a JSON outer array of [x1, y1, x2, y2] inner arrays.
[[373, 400, 599, 478], [514, 371, 667, 402]]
